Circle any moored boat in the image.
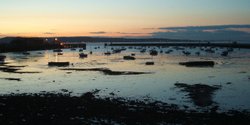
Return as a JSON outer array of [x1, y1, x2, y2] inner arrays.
[[79, 53, 88, 58], [48, 62, 70, 67], [179, 61, 215, 67]]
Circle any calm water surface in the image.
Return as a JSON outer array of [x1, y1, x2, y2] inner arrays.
[[0, 43, 250, 111]]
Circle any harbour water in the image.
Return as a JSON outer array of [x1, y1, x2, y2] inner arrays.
[[1, 43, 250, 111]]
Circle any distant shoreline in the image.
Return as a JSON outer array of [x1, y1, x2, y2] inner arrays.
[[1, 37, 250, 53], [109, 42, 250, 49]]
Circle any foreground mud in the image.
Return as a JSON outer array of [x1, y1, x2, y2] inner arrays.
[[0, 91, 249, 125]]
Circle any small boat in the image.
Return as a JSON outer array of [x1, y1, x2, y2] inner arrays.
[[48, 62, 70, 67], [149, 50, 158, 56], [112, 48, 125, 54], [131, 53, 135, 56], [123, 56, 135, 60], [145, 62, 154, 65], [182, 51, 191, 56], [179, 61, 215, 67], [104, 52, 111, 56], [79, 53, 88, 58], [57, 52, 63, 55], [70, 48, 76, 51]]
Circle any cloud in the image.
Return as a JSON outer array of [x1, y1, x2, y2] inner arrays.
[[150, 25, 250, 40], [89, 31, 107, 34], [89, 31, 151, 37], [116, 32, 151, 35], [159, 25, 250, 31]]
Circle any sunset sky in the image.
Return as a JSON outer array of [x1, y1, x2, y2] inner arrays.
[[1, 0, 250, 39]]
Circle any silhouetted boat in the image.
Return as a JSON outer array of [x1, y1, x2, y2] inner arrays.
[[182, 51, 191, 56], [79, 53, 88, 58], [150, 50, 158, 56], [145, 62, 154, 65], [112, 48, 126, 54], [179, 61, 215, 67], [104, 52, 111, 56], [48, 62, 70, 67], [123, 56, 135, 60], [57, 52, 63, 55]]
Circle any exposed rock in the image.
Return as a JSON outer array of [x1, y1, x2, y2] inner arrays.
[[60, 68, 152, 75]]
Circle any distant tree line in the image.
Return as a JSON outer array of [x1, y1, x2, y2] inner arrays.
[[0, 37, 62, 53]]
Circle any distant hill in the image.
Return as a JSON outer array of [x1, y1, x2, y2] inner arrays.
[[0, 37, 48, 44], [0, 37, 16, 44], [0, 37, 62, 53]]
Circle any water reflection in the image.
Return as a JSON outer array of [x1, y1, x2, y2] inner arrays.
[[0, 43, 250, 111]]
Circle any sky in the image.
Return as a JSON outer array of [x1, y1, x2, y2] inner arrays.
[[0, 0, 250, 40]]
